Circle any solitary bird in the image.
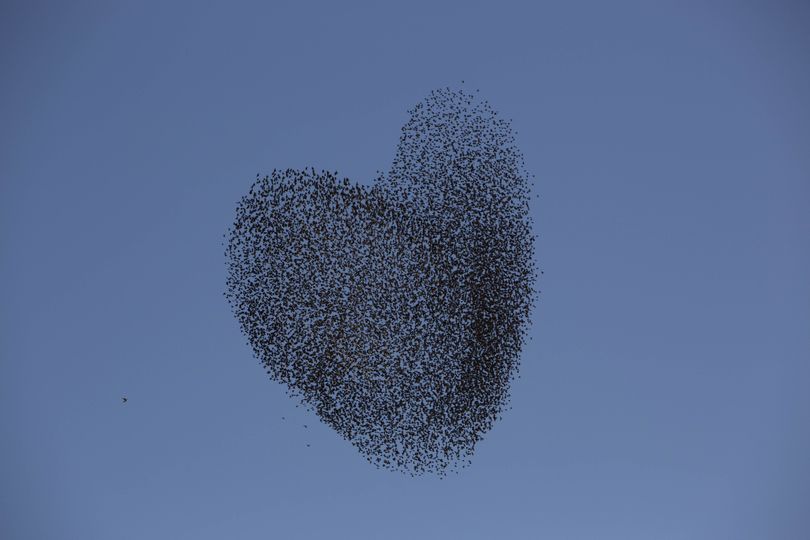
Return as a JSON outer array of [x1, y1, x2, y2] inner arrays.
[[121, 397, 128, 404]]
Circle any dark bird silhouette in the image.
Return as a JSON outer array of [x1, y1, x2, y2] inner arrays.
[[121, 397, 127, 403], [224, 88, 536, 476]]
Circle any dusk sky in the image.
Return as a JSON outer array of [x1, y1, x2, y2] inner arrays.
[[2, 1, 808, 539]]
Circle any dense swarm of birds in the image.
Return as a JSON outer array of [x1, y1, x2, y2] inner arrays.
[[225, 88, 536, 475]]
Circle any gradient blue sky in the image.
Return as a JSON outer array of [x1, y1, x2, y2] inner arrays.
[[2, 1, 808, 539]]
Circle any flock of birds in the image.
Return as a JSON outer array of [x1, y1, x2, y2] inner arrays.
[[224, 87, 536, 475]]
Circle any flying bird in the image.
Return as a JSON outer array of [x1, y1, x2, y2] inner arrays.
[[121, 397, 127, 403], [224, 88, 536, 476]]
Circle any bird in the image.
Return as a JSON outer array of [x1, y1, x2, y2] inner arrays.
[[223, 88, 536, 475], [121, 397, 127, 404]]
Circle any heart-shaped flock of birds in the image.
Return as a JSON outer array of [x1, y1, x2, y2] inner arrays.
[[225, 88, 536, 475]]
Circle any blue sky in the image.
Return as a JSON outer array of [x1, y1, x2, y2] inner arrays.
[[2, 1, 808, 539]]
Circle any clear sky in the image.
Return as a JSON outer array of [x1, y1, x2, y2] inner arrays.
[[1, 1, 808, 539]]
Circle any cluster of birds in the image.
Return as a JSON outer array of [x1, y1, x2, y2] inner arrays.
[[224, 87, 536, 475]]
